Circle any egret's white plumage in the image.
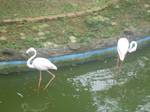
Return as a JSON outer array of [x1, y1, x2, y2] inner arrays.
[[32, 58, 57, 71], [117, 38, 137, 61], [128, 41, 137, 53], [26, 47, 57, 90]]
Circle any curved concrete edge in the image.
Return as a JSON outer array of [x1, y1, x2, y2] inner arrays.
[[0, 36, 150, 74]]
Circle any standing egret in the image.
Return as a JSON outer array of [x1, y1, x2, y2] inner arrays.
[[117, 38, 137, 69], [26, 47, 57, 90]]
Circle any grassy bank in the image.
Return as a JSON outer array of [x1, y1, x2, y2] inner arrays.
[[0, 0, 150, 50], [0, 0, 109, 19]]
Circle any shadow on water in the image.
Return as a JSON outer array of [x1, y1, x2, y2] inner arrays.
[[0, 47, 149, 112]]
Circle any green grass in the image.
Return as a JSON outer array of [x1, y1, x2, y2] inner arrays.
[[0, 0, 108, 19], [0, 0, 150, 50]]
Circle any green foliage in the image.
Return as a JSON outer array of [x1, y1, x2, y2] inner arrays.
[[0, 0, 98, 19], [24, 37, 42, 48], [62, 3, 79, 12], [84, 15, 110, 29]]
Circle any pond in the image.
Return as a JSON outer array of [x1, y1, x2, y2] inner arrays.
[[0, 47, 149, 112]]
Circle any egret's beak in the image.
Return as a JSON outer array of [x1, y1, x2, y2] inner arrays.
[[26, 49, 30, 54]]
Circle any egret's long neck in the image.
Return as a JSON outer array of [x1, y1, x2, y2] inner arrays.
[[27, 49, 37, 68], [128, 41, 137, 53]]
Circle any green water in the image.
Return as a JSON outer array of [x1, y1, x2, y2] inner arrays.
[[0, 47, 150, 112]]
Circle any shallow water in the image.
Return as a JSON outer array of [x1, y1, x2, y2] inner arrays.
[[0, 47, 150, 112]]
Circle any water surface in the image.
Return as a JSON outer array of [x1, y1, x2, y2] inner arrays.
[[0, 48, 149, 112]]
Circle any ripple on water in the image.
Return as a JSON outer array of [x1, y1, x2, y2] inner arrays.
[[21, 102, 49, 112], [136, 95, 150, 112], [68, 68, 117, 92], [92, 96, 124, 112], [68, 59, 145, 92]]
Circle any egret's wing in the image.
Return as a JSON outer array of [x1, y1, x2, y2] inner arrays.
[[117, 38, 129, 61], [33, 58, 57, 70]]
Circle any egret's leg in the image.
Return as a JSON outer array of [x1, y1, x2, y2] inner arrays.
[[116, 55, 123, 73], [38, 71, 42, 90], [43, 70, 55, 90], [118, 61, 123, 73], [116, 55, 120, 68]]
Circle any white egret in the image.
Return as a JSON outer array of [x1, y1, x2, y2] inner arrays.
[[117, 38, 137, 68], [26, 47, 57, 90]]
